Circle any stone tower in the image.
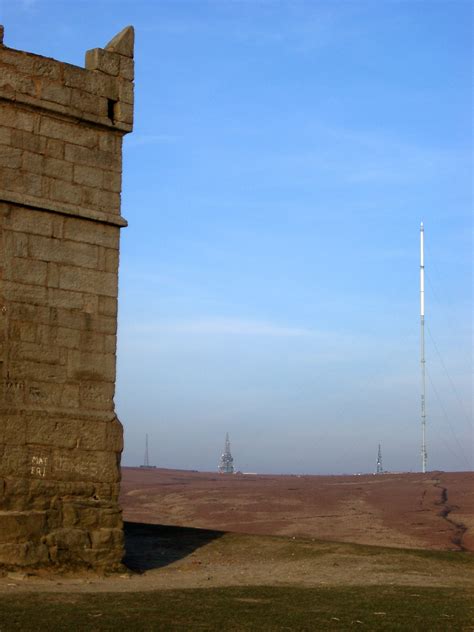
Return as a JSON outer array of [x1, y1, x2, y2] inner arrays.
[[0, 25, 134, 568]]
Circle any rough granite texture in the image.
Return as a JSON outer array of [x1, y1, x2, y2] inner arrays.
[[0, 26, 134, 568]]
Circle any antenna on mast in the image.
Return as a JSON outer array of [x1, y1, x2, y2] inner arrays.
[[420, 222, 427, 473]]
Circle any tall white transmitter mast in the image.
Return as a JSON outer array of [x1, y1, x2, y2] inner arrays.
[[420, 222, 427, 472]]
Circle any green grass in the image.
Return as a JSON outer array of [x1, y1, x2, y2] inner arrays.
[[0, 586, 472, 631]]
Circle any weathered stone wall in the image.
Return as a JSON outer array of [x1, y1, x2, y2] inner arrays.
[[0, 25, 133, 568]]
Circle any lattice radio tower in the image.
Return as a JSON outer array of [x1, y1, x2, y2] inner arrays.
[[140, 433, 156, 468], [376, 443, 384, 474], [218, 432, 235, 474]]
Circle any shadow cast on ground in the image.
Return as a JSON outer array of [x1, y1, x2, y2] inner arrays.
[[123, 521, 225, 572]]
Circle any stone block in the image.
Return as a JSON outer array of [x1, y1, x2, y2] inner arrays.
[[78, 329, 104, 353], [6, 206, 53, 237], [41, 81, 71, 107], [43, 157, 73, 181], [0, 48, 36, 74], [0, 510, 48, 544], [10, 128, 46, 154], [0, 67, 36, 97], [82, 293, 98, 314], [8, 231, 28, 257], [26, 415, 79, 449], [9, 358, 65, 381], [34, 58, 62, 82], [64, 142, 121, 172], [49, 179, 83, 206], [81, 187, 100, 209], [85, 48, 120, 76], [0, 445, 29, 477], [114, 101, 133, 126], [118, 79, 133, 105], [47, 288, 84, 310], [104, 248, 119, 273], [78, 419, 107, 451], [120, 56, 134, 81], [45, 138, 64, 160], [0, 125, 12, 145], [0, 145, 22, 168], [11, 340, 61, 364], [63, 64, 100, 93], [71, 88, 108, 118], [60, 384, 80, 408], [8, 320, 37, 343], [0, 414, 27, 445], [80, 382, 114, 410], [90, 527, 122, 549], [12, 256, 48, 286], [98, 132, 121, 153], [22, 150, 44, 175], [15, 109, 39, 134], [52, 326, 81, 349], [97, 297, 117, 319], [10, 256, 48, 285], [47, 261, 59, 288], [103, 334, 116, 354], [73, 164, 103, 188], [106, 417, 123, 452], [29, 234, 99, 269], [59, 265, 117, 297], [3, 280, 47, 306], [105, 26, 134, 58], [102, 170, 121, 193], [9, 302, 49, 323], [0, 541, 50, 566], [45, 527, 90, 551], [67, 349, 116, 382], [97, 190, 120, 213]]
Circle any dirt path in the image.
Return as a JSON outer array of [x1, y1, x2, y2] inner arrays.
[[432, 478, 468, 551]]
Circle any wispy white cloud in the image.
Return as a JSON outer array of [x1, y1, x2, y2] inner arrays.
[[136, 3, 355, 55], [125, 317, 314, 338], [246, 121, 469, 187]]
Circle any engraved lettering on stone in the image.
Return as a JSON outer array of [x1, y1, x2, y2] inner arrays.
[[4, 379, 25, 391], [53, 454, 99, 479], [30, 455, 48, 477]]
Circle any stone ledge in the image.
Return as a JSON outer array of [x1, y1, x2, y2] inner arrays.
[[0, 190, 128, 227], [0, 85, 133, 134]]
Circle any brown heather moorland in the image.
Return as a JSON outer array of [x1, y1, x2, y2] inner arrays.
[[1, 467, 473, 630], [120, 467, 473, 552]]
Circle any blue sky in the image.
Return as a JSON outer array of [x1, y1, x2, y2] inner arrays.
[[2, 0, 472, 473]]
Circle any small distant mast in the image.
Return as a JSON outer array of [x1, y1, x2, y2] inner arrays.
[[420, 222, 427, 473], [140, 433, 156, 469]]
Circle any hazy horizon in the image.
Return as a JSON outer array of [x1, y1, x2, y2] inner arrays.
[[4, 0, 472, 475]]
